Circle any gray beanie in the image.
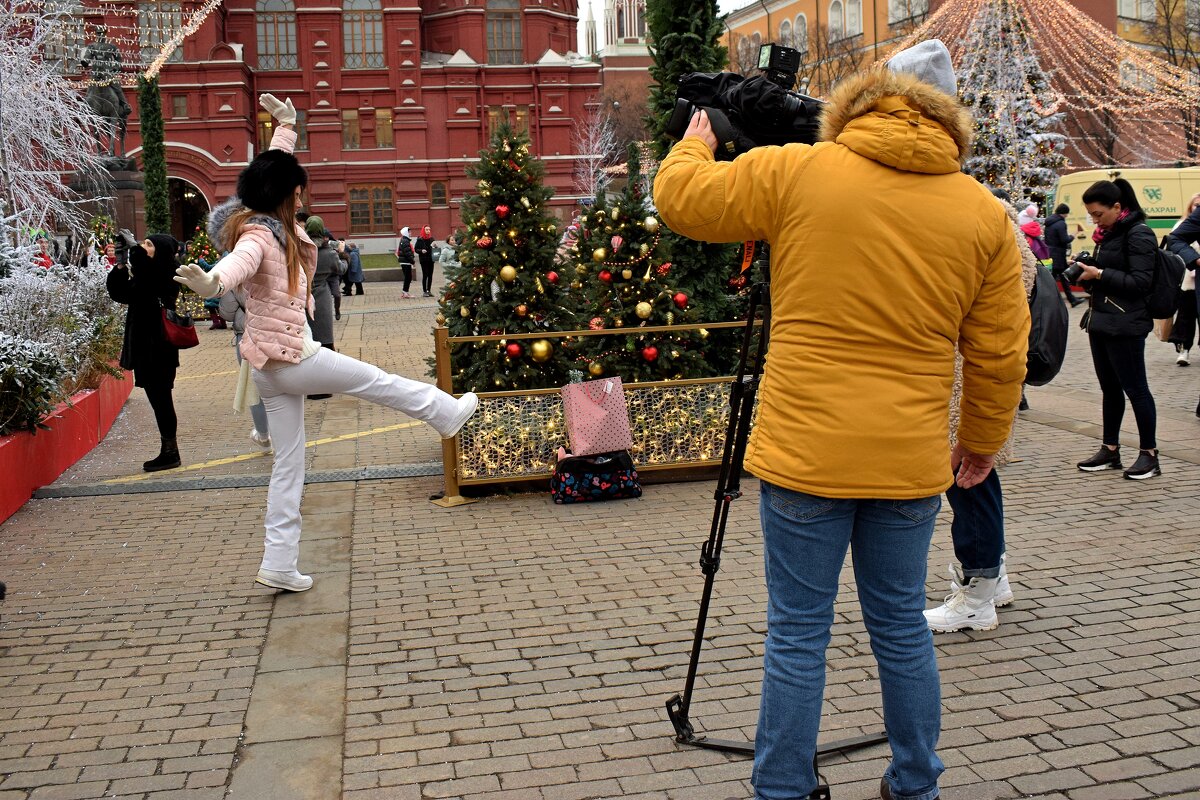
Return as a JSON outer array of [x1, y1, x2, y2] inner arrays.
[[887, 39, 957, 98]]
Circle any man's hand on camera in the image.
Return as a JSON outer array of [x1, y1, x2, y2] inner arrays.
[[684, 110, 718, 155], [951, 443, 994, 489]]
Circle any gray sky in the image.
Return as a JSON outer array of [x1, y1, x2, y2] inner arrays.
[[577, 0, 746, 55]]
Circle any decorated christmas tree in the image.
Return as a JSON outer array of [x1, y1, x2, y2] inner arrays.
[[188, 219, 221, 265], [566, 145, 714, 381], [958, 0, 1067, 204], [437, 122, 574, 392]]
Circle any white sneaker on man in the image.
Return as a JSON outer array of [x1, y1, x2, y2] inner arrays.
[[925, 573, 1000, 632], [1177, 349, 1190, 366], [250, 428, 271, 448], [255, 568, 313, 592], [947, 557, 1013, 607]]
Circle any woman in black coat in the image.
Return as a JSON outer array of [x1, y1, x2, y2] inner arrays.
[[106, 233, 183, 472], [1073, 179, 1159, 480], [415, 225, 436, 297], [1044, 203, 1082, 307]]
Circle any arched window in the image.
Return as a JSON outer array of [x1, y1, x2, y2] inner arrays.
[[140, 1, 183, 64], [779, 19, 792, 48], [829, 0, 844, 39], [256, 0, 297, 70], [795, 14, 808, 53], [488, 0, 523, 64], [846, 0, 861, 35], [344, 0, 384, 69]]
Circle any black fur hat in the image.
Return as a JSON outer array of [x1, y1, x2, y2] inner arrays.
[[237, 149, 307, 213]]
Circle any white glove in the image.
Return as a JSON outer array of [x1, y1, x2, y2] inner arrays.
[[174, 263, 222, 298], [259, 93, 296, 126]]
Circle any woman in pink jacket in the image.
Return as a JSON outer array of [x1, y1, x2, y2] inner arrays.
[[175, 95, 478, 593]]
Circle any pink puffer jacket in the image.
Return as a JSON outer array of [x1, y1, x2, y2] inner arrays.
[[213, 128, 318, 369]]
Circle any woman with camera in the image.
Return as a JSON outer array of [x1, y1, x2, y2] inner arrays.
[[1073, 178, 1160, 480]]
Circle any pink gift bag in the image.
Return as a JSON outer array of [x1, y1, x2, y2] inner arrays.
[[561, 377, 634, 456]]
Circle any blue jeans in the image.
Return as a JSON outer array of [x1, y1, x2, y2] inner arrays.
[[753, 482, 944, 800], [944, 468, 1004, 579]]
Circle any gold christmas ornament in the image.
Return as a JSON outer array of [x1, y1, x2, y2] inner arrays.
[[515, 304, 528, 317], [639, 243, 650, 256], [575, 264, 589, 276], [459, 306, 471, 317], [593, 248, 607, 262], [666, 311, 675, 325], [635, 301, 653, 319], [520, 197, 531, 209], [644, 216, 659, 233], [530, 339, 553, 363], [588, 361, 604, 377], [499, 265, 518, 282], [612, 207, 621, 221], [613, 317, 624, 328], [571, 280, 583, 289], [622, 269, 633, 280], [699, 327, 709, 339]]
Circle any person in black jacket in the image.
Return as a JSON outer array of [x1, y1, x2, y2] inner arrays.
[[396, 227, 415, 298], [1045, 203, 1082, 308], [1165, 193, 1200, 417], [1072, 179, 1160, 479], [106, 232, 184, 472], [415, 225, 436, 297]]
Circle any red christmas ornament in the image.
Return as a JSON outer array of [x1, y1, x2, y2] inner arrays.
[[476, 236, 494, 249], [642, 346, 659, 362], [673, 292, 689, 309], [588, 317, 605, 330], [656, 262, 672, 277], [490, 329, 501, 335], [598, 270, 613, 283], [506, 342, 523, 358], [508, 159, 521, 172], [546, 271, 559, 284], [495, 204, 510, 219]]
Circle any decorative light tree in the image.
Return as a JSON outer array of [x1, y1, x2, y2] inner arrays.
[[437, 122, 574, 393], [888, 0, 1200, 168], [956, 0, 1066, 204], [566, 145, 721, 381]]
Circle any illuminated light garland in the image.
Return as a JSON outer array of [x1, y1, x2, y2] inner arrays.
[[881, 0, 1200, 167]]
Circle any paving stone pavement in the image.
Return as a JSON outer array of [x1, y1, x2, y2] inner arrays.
[[1, 285, 1198, 800]]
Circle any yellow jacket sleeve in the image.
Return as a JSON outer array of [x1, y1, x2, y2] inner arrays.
[[957, 216, 1030, 454], [653, 137, 815, 243]]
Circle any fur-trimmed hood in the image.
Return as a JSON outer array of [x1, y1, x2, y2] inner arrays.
[[818, 69, 974, 173], [207, 196, 289, 252]]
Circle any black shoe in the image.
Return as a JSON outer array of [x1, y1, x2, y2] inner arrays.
[[335, 311, 341, 320], [1077, 446, 1122, 472], [1123, 450, 1161, 480], [143, 441, 180, 472], [306, 394, 332, 400], [1018, 396, 1029, 411]]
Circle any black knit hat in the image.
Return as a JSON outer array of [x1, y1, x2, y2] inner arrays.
[[237, 149, 307, 213], [147, 234, 179, 267]]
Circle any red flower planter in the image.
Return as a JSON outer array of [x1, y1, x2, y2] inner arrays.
[[0, 370, 132, 523]]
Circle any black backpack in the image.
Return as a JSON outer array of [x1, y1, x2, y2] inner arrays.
[[1025, 264, 1069, 386], [1148, 238, 1186, 319]]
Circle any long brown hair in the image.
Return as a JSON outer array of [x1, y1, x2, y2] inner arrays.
[[220, 195, 304, 295]]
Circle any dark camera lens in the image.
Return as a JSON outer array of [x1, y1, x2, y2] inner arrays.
[[664, 98, 696, 142]]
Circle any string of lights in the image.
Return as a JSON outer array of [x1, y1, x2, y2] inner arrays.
[[883, 0, 1200, 167]]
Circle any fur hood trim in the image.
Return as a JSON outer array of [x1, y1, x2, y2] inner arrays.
[[207, 196, 288, 252], [819, 69, 974, 161]]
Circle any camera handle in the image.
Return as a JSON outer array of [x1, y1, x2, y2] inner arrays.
[[664, 245, 888, 798]]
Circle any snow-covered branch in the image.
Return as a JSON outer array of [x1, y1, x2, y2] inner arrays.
[[572, 108, 619, 202]]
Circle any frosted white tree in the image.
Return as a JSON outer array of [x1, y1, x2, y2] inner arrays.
[[571, 107, 620, 202], [0, 0, 113, 240]]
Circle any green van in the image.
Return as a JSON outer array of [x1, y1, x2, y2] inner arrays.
[[1050, 167, 1200, 252]]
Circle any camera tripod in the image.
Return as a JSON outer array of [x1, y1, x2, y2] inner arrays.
[[665, 253, 888, 799]]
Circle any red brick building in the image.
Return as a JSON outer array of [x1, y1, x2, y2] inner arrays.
[[107, 0, 601, 251]]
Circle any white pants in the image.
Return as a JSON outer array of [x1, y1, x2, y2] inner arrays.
[[252, 347, 460, 572]]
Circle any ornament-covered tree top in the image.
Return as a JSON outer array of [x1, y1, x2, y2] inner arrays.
[[436, 121, 574, 392], [188, 219, 221, 264]]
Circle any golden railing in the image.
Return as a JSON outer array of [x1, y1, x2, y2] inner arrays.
[[431, 321, 760, 505]]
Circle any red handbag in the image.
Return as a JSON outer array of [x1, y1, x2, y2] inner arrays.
[[160, 301, 199, 349]]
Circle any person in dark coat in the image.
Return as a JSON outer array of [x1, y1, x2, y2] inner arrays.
[[415, 225, 436, 297], [1165, 192, 1200, 417], [396, 227, 415, 298], [1044, 203, 1082, 307], [1072, 179, 1160, 480], [106, 232, 184, 472], [342, 241, 365, 295]]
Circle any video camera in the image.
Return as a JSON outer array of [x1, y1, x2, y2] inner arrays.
[[664, 43, 824, 160]]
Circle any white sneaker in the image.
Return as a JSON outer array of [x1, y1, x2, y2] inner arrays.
[[948, 557, 1014, 607], [250, 428, 271, 448], [1177, 349, 1190, 366], [255, 568, 313, 592], [925, 574, 999, 632], [435, 392, 479, 438]]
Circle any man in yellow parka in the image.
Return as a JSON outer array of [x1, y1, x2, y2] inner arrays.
[[654, 41, 1029, 800]]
